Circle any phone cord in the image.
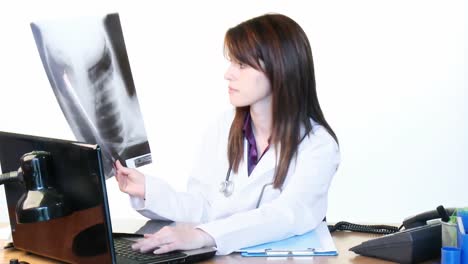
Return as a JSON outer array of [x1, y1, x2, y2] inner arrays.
[[328, 221, 400, 235]]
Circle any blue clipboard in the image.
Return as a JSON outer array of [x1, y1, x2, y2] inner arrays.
[[238, 222, 338, 257]]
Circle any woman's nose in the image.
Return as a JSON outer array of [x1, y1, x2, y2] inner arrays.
[[224, 64, 235, 81]]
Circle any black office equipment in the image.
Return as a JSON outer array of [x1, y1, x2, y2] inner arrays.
[[347, 207, 456, 263], [350, 223, 442, 264], [1, 151, 71, 224], [401, 207, 455, 230], [0, 131, 216, 263]]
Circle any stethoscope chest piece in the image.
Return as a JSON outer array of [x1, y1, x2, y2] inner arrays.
[[219, 180, 234, 197]]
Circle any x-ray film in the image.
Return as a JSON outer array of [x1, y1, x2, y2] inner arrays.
[[30, 13, 152, 179]]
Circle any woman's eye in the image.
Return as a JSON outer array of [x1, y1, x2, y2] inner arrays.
[[238, 63, 246, 69]]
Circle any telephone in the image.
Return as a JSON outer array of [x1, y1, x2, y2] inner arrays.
[[329, 206, 455, 264], [402, 207, 454, 229], [329, 206, 455, 234]]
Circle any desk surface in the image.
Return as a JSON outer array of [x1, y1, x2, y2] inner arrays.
[[0, 222, 398, 264]]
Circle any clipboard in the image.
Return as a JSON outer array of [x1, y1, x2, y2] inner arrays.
[[238, 222, 338, 257]]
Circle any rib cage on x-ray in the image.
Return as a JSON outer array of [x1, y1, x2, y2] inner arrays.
[[88, 45, 127, 159]]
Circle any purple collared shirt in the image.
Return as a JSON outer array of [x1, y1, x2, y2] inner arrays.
[[243, 113, 270, 176]]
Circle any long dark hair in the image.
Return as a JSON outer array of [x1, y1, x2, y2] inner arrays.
[[225, 13, 338, 188]]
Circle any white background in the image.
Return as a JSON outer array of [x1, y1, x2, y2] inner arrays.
[[0, 0, 466, 225]]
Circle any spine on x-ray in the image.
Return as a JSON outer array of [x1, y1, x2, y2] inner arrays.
[[88, 45, 127, 158]]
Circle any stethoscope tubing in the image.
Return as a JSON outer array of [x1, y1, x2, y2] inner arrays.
[[221, 166, 276, 208], [219, 131, 308, 206]]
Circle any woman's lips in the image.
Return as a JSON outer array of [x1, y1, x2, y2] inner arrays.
[[228, 87, 238, 94]]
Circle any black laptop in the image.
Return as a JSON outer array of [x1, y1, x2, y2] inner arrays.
[[0, 131, 216, 263]]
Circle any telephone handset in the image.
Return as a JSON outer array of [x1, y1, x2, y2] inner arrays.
[[402, 207, 455, 229]]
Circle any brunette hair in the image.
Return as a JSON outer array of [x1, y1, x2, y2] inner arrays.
[[225, 13, 338, 188]]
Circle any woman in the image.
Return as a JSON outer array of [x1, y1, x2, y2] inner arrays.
[[115, 13, 340, 255]]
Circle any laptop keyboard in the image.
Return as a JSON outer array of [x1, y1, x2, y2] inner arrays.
[[114, 237, 187, 263]]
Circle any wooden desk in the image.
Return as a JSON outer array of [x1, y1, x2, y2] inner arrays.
[[0, 222, 396, 264]]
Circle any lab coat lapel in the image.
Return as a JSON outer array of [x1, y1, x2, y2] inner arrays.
[[234, 143, 277, 192], [248, 146, 276, 181]]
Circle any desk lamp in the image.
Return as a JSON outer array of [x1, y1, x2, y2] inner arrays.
[[0, 151, 70, 223]]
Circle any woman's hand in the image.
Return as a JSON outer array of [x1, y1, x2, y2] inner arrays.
[[131, 224, 216, 254], [114, 160, 145, 199]]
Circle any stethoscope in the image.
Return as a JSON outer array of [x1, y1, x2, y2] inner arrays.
[[219, 132, 308, 206], [219, 165, 235, 197], [219, 165, 276, 208]]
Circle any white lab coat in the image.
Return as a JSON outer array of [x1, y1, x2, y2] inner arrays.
[[130, 110, 340, 255]]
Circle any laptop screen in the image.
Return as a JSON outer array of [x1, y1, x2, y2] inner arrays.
[[0, 131, 115, 263]]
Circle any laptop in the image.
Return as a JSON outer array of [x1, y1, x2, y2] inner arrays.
[[0, 131, 216, 263]]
